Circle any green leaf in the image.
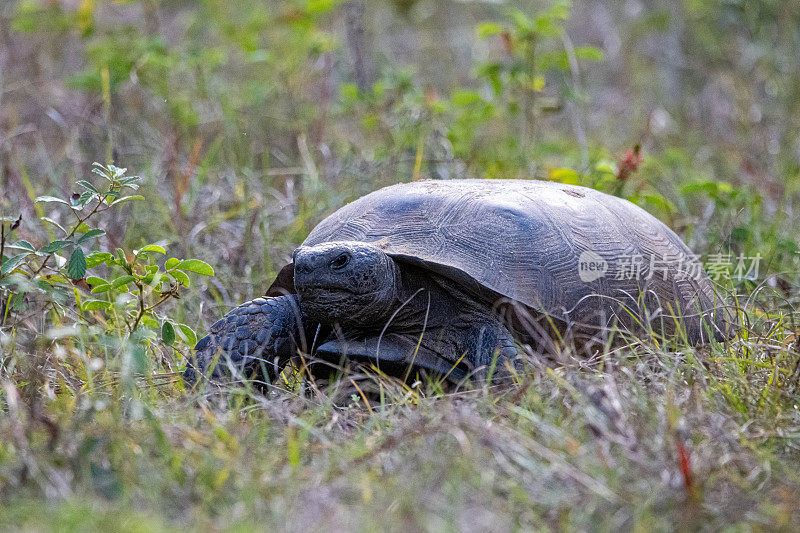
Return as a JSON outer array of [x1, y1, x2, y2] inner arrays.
[[12, 240, 36, 252], [594, 159, 617, 174], [643, 194, 675, 213], [546, 0, 571, 20], [70, 191, 94, 209], [477, 22, 503, 39], [86, 252, 113, 268], [40, 240, 71, 253], [176, 259, 214, 276], [82, 300, 112, 311], [111, 275, 135, 289], [549, 167, 580, 184], [41, 217, 67, 234], [1, 253, 31, 275], [177, 324, 197, 346], [67, 248, 87, 280], [42, 274, 69, 286], [145, 270, 163, 287], [511, 9, 533, 32], [680, 182, 719, 197], [90, 284, 112, 294], [574, 46, 604, 62], [118, 176, 141, 186], [165, 257, 180, 270], [76, 229, 105, 244], [161, 321, 176, 346], [109, 195, 145, 207], [539, 50, 570, 71], [34, 195, 70, 205], [451, 89, 482, 106], [138, 244, 166, 255], [141, 316, 160, 329], [533, 15, 561, 37], [86, 276, 108, 286], [76, 180, 99, 193], [108, 165, 127, 179], [169, 270, 190, 287], [91, 167, 110, 180]]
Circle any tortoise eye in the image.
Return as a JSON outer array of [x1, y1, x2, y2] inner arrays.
[[330, 252, 350, 270]]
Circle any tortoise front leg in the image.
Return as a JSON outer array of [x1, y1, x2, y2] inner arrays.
[[183, 295, 312, 387]]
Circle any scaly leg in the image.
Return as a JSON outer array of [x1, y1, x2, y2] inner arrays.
[[183, 295, 311, 386]]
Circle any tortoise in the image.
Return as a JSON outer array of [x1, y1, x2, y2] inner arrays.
[[184, 179, 733, 385]]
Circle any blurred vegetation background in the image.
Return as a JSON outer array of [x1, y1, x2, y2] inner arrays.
[[2, 0, 800, 530], [3, 0, 799, 304]]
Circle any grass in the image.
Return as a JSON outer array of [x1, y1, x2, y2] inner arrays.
[[1, 316, 799, 530]]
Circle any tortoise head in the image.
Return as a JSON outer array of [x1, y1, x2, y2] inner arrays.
[[293, 241, 399, 327]]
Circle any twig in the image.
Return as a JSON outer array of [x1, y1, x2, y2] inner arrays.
[[131, 282, 175, 333]]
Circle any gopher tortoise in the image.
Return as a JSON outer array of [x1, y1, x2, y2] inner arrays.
[[184, 179, 733, 385]]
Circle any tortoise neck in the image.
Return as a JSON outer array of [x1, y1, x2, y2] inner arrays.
[[391, 265, 486, 330]]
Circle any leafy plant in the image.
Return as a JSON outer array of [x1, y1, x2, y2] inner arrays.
[[0, 163, 213, 368]]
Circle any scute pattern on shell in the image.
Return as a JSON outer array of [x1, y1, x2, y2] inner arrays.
[[291, 179, 731, 343]]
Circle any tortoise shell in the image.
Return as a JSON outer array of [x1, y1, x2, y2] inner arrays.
[[272, 179, 732, 343]]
